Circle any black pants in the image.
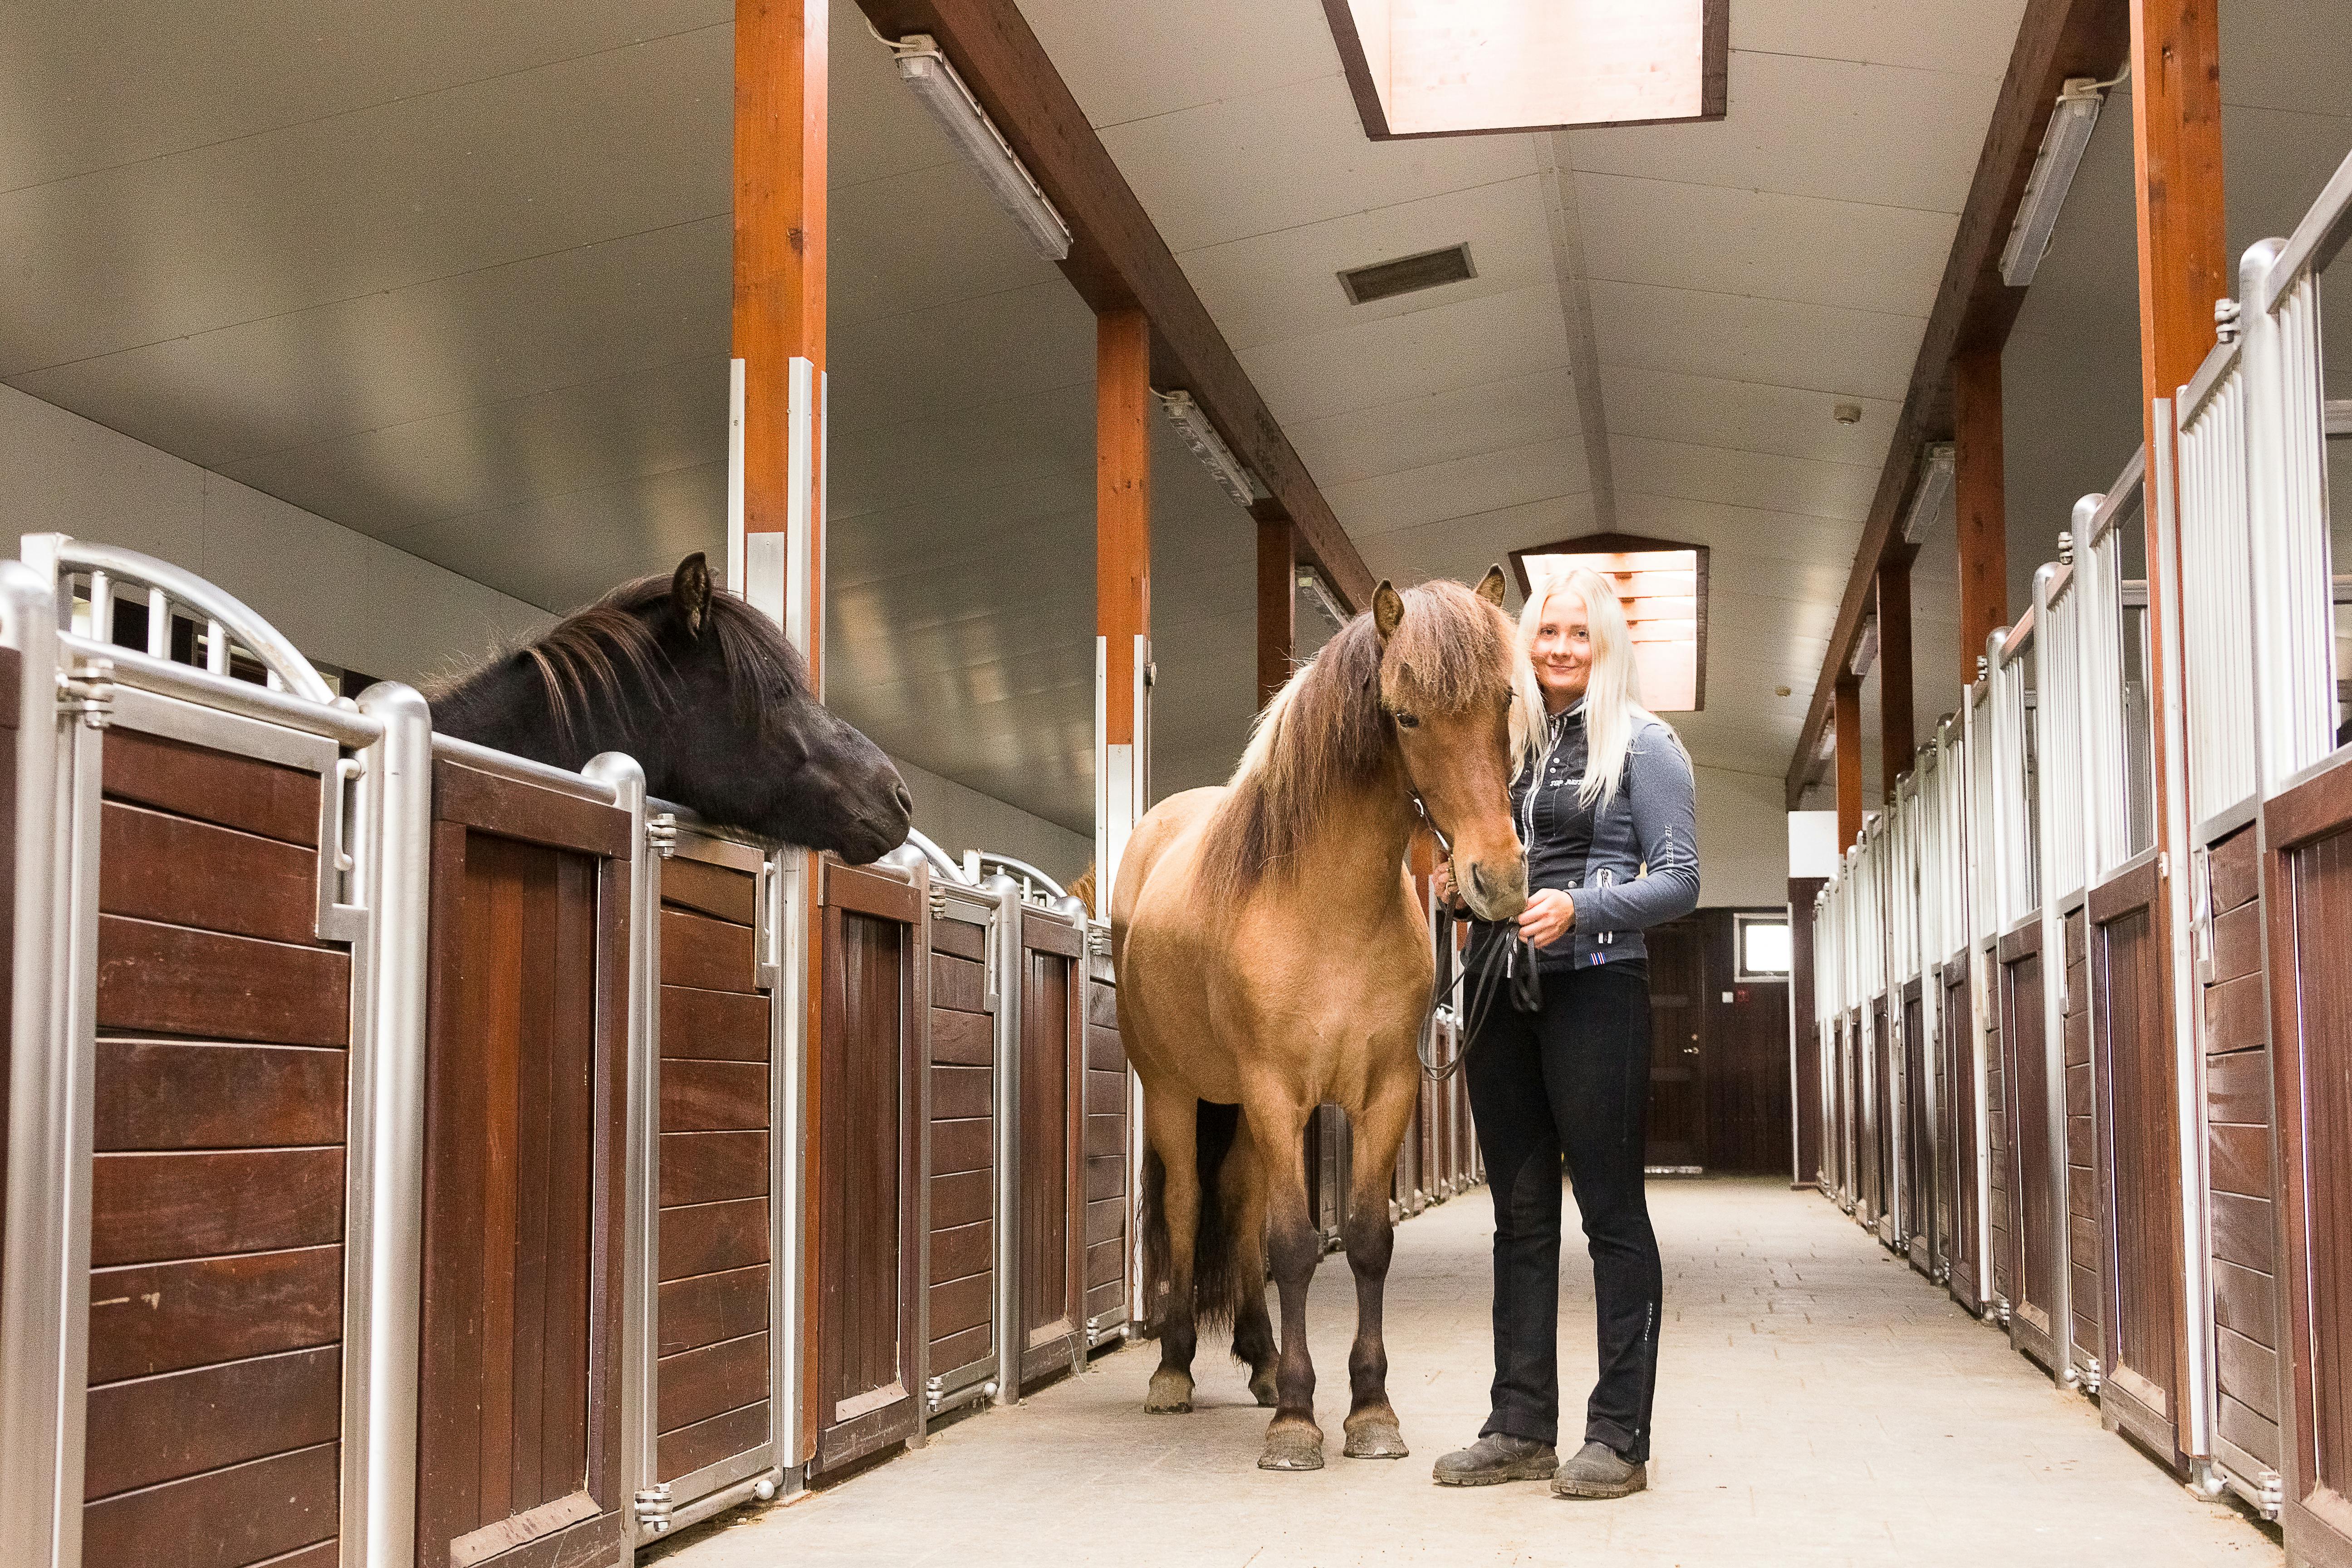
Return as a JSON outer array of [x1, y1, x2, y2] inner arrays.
[[1465, 960, 1661, 1460]]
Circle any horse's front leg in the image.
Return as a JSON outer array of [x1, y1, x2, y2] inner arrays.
[[1246, 1089, 1323, 1470], [1339, 1068, 1420, 1458], [1141, 1081, 1202, 1414]]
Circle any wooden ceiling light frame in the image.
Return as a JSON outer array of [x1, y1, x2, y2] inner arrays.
[[1323, 0, 1729, 142], [1508, 529, 1710, 712]]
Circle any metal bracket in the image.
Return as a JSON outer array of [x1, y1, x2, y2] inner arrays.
[[1087, 926, 1112, 959], [2256, 1469, 2284, 1520], [2078, 1356, 2103, 1396], [58, 656, 115, 728], [634, 1482, 674, 1534], [929, 886, 948, 918], [647, 811, 680, 858]]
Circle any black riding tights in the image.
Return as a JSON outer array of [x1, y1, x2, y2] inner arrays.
[[1464, 960, 1661, 1461]]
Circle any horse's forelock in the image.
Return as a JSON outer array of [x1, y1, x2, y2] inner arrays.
[[1378, 579, 1513, 715]]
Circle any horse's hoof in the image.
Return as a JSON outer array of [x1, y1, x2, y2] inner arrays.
[[1248, 1367, 1279, 1408], [1144, 1369, 1195, 1414], [1343, 1411, 1410, 1460], [1258, 1423, 1326, 1471]]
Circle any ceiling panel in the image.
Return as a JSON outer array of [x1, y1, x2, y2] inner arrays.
[[1730, 0, 2026, 80], [1235, 283, 1570, 425], [1589, 280, 1925, 404], [1608, 435, 1879, 522], [1602, 365, 1899, 467], [1325, 437, 1591, 540], [1286, 367, 1575, 490]]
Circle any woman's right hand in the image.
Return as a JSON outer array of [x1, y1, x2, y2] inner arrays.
[[1432, 861, 1458, 908]]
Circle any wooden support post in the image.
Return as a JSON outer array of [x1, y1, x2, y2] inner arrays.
[[2129, 0, 2225, 1479], [1836, 676, 1864, 852], [1878, 552, 1916, 802], [1255, 512, 1294, 712], [733, 0, 828, 1465], [1955, 347, 2007, 684], [1096, 309, 1152, 909]]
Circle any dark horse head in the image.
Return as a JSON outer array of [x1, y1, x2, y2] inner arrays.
[[429, 553, 912, 863]]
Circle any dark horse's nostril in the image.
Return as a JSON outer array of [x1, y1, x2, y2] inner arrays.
[[893, 781, 914, 818], [1470, 865, 1490, 900]]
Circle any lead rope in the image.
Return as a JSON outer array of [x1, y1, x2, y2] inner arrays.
[[1409, 791, 1522, 1082]]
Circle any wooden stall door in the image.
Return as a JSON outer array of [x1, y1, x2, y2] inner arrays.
[[927, 909, 995, 1404], [814, 862, 925, 1472], [1904, 984, 1930, 1273], [0, 644, 13, 1280], [1018, 911, 1086, 1385], [2089, 858, 2183, 1465], [1645, 917, 1704, 1169], [2203, 825, 2285, 1490], [1986, 955, 2016, 1318], [2264, 764, 2352, 1558], [2001, 931, 2062, 1374], [2061, 910, 2103, 1388], [1083, 941, 1131, 1340], [653, 849, 774, 1495], [1943, 967, 1983, 1313], [83, 727, 351, 1568], [1865, 999, 1891, 1227], [419, 760, 631, 1568]]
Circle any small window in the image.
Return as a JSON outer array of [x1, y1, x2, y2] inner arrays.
[[1735, 914, 1791, 981]]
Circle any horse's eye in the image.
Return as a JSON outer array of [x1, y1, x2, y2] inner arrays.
[[1394, 712, 1420, 730]]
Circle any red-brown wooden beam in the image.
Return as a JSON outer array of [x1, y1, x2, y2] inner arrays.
[[1955, 346, 2009, 678], [1785, 0, 2132, 807], [1878, 551, 1916, 803], [856, 0, 1372, 611], [735, 0, 828, 1460], [1098, 309, 1152, 747], [1256, 511, 1294, 711], [1836, 677, 1864, 852], [2128, 0, 2223, 1469]]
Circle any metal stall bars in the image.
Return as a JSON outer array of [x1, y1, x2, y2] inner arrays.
[[1861, 812, 1893, 1241], [626, 806, 812, 1540], [1808, 883, 1833, 1195], [1965, 659, 2008, 1322], [2035, 551, 2097, 1396], [1894, 760, 1937, 1278], [1080, 906, 1133, 1352], [2232, 144, 2352, 1555], [1929, 716, 1980, 1303], [2073, 453, 2195, 1467], [2, 537, 432, 1568], [2171, 241, 2284, 1517]]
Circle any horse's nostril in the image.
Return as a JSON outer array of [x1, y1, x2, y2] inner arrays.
[[1470, 865, 1490, 899], [892, 782, 913, 818]]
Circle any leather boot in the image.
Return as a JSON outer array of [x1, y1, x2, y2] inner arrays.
[[1430, 1433, 1558, 1487], [1550, 1440, 1647, 1499]]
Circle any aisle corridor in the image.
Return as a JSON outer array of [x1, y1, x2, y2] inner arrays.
[[652, 1181, 2274, 1568]]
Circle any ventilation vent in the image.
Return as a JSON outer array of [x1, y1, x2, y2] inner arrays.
[[1338, 243, 1475, 305]]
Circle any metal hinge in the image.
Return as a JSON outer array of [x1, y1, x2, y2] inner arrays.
[[59, 657, 115, 729], [2215, 297, 2242, 345], [2079, 1356, 2103, 1396], [647, 812, 679, 858], [2256, 1469, 2284, 1520], [634, 1482, 674, 1533], [929, 886, 949, 918], [1088, 927, 1112, 959]]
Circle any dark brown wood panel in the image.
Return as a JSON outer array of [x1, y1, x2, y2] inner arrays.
[[99, 802, 321, 946], [85, 1344, 340, 1502], [97, 916, 349, 1048], [663, 906, 758, 995], [2004, 949, 2059, 1362], [931, 918, 986, 961], [2213, 1258, 2278, 1348], [931, 1170, 990, 1232], [1021, 946, 1078, 1349], [93, 1042, 344, 1152], [932, 1117, 991, 1176], [2092, 896, 2180, 1454], [931, 1064, 991, 1121], [433, 758, 629, 857], [88, 1247, 341, 1384], [931, 1323, 989, 1374], [90, 1147, 343, 1268], [659, 1331, 769, 1434], [83, 1441, 339, 1568], [930, 1219, 990, 1285], [2205, 970, 2267, 1057], [657, 1401, 770, 1485], [659, 1131, 769, 1209], [662, 1059, 769, 1132], [661, 985, 771, 1063], [2211, 1191, 2277, 1280], [658, 1264, 771, 1357], [931, 953, 985, 1014], [1944, 969, 1980, 1313], [103, 726, 319, 847], [2210, 824, 2259, 913], [1088, 980, 1118, 1032], [929, 1273, 990, 1339], [660, 1197, 770, 1282], [661, 856, 757, 925], [2210, 1121, 2273, 1199], [2218, 1326, 2282, 1423], [2211, 899, 2263, 985], [2209, 1048, 2275, 1124], [931, 1007, 990, 1064]]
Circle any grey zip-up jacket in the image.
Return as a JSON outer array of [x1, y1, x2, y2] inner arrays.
[[1470, 699, 1701, 971]]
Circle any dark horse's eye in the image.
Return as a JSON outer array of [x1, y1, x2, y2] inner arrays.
[[1393, 711, 1420, 730]]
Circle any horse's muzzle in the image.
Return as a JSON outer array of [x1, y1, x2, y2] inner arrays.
[[1462, 859, 1529, 921]]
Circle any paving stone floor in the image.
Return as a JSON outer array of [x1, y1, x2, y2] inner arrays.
[[651, 1177, 2277, 1568]]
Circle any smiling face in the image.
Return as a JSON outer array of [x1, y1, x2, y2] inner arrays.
[[1529, 584, 1593, 711]]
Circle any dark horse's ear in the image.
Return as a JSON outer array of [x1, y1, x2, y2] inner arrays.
[[1474, 564, 1508, 607], [1372, 580, 1405, 643], [672, 553, 713, 638]]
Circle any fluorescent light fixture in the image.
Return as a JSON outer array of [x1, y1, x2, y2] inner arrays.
[[1159, 390, 1262, 508], [1297, 568, 1349, 632], [1999, 77, 2107, 287], [892, 35, 1072, 262], [1509, 533, 1708, 711], [1849, 618, 1878, 681], [1328, 0, 1726, 138], [1901, 442, 1956, 545]]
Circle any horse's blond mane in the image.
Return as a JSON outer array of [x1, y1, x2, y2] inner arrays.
[[1197, 579, 1517, 905]]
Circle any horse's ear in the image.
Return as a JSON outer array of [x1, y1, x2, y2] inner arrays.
[[1474, 565, 1508, 607], [1372, 581, 1404, 643], [672, 553, 713, 638]]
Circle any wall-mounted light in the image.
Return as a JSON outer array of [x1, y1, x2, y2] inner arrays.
[[1901, 442, 1957, 545], [891, 34, 1073, 262], [1158, 390, 1262, 508], [1296, 568, 1349, 632], [1999, 76, 2113, 287]]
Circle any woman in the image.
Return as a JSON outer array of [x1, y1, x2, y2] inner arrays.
[[1430, 566, 1699, 1500]]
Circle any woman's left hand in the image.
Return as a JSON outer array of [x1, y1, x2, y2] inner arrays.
[[1516, 887, 1575, 950]]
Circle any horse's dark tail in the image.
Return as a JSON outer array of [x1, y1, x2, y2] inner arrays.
[[1139, 1099, 1251, 1333]]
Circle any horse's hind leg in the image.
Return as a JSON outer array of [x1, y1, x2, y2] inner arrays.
[[1225, 1146, 1279, 1406], [1141, 1082, 1201, 1413], [1338, 1069, 1420, 1459], [1245, 1088, 1324, 1471]]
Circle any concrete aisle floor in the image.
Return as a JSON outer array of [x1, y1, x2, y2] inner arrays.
[[652, 1178, 2276, 1568]]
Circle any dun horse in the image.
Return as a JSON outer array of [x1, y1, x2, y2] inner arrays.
[[1112, 570, 1533, 1470], [431, 552, 913, 861]]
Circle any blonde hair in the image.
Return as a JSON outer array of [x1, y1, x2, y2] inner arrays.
[[1516, 566, 1645, 809]]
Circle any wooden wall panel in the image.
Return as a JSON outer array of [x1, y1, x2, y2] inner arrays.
[[1943, 970, 1982, 1313], [2092, 894, 2181, 1459], [929, 913, 995, 1387], [2004, 946, 2060, 1367], [1085, 969, 1128, 1325], [2062, 911, 2102, 1379], [1018, 942, 1083, 1380], [82, 739, 347, 1568]]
